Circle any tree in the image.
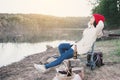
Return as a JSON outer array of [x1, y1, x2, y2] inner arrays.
[[91, 0, 120, 29], [117, 0, 120, 11]]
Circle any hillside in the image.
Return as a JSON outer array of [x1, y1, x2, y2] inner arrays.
[[0, 14, 89, 43]]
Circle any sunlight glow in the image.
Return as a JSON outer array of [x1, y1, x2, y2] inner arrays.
[[0, 0, 92, 17]]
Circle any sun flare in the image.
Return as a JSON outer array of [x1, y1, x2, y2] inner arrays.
[[0, 0, 92, 17]]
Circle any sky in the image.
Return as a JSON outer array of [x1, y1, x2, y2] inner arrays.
[[0, 0, 93, 17]]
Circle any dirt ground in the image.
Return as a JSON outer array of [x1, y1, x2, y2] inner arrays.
[[0, 40, 120, 80], [84, 40, 120, 80]]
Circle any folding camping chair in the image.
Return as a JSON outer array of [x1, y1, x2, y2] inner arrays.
[[86, 41, 104, 70]]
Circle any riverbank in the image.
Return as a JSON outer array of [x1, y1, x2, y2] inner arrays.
[[0, 39, 120, 80], [0, 46, 58, 80]]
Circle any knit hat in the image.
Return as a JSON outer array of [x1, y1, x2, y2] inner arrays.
[[93, 14, 105, 25]]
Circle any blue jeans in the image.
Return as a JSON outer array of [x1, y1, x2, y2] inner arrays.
[[45, 43, 74, 69]]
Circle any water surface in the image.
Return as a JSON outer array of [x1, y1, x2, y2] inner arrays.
[[0, 40, 74, 67]]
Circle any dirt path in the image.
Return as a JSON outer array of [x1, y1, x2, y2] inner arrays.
[[0, 40, 120, 80]]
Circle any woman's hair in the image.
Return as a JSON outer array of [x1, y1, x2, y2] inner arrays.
[[93, 21, 97, 27]]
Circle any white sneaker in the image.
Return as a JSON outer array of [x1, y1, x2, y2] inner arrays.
[[34, 64, 47, 73]]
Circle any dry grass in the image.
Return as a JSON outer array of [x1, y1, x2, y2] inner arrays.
[[84, 39, 120, 80]]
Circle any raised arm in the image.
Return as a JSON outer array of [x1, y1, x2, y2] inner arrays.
[[96, 20, 104, 38]]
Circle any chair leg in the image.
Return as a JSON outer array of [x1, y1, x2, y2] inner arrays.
[[89, 43, 96, 70]]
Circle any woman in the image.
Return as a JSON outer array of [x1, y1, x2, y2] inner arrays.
[[34, 14, 105, 73]]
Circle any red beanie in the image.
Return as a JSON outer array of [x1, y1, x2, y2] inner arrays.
[[93, 14, 105, 25]]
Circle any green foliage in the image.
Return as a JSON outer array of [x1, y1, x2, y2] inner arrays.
[[114, 47, 120, 56], [92, 0, 120, 29]]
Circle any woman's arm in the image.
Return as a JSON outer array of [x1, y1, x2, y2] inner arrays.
[[96, 20, 104, 38]]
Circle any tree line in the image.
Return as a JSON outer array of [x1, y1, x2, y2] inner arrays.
[[91, 0, 120, 29], [0, 14, 89, 42]]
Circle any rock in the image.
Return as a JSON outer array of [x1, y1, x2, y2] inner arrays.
[[46, 45, 53, 50]]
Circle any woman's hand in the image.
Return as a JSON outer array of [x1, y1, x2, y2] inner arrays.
[[90, 16, 95, 25], [88, 21, 93, 28]]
